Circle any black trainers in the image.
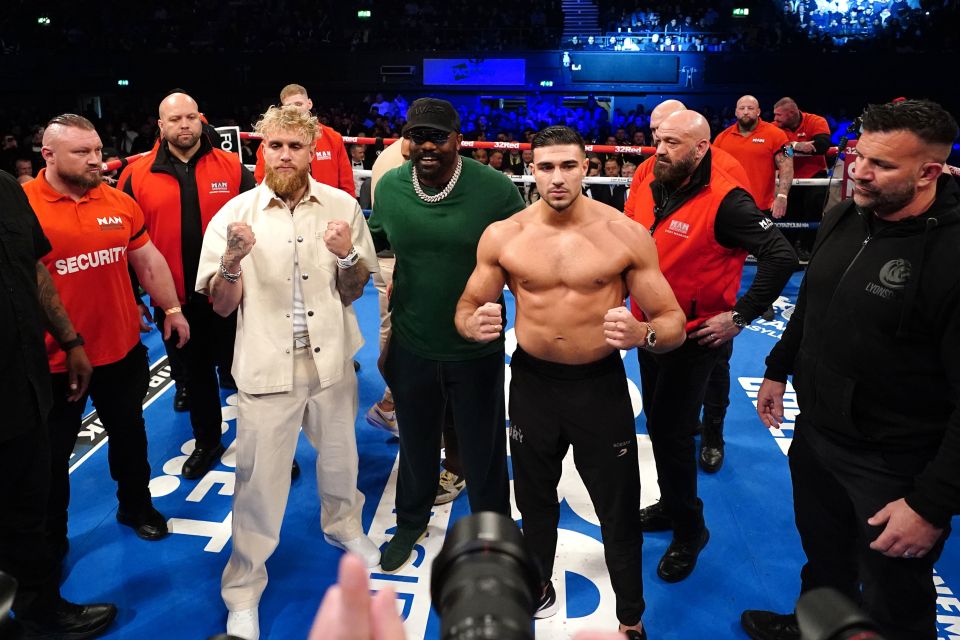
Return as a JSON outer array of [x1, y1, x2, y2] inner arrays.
[[638, 500, 672, 532], [740, 610, 800, 640], [534, 581, 558, 619]]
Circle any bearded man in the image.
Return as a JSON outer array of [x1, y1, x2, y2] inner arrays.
[[626, 110, 795, 584], [367, 98, 525, 571], [119, 91, 256, 479], [197, 105, 381, 640]]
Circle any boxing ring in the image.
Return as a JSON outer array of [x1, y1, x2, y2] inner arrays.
[[73, 134, 960, 640]]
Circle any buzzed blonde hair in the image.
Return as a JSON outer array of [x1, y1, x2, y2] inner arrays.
[[279, 84, 309, 102], [254, 105, 318, 143]]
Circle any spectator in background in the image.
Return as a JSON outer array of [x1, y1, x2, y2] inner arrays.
[[349, 144, 367, 198], [15, 158, 34, 184], [488, 150, 506, 172], [592, 157, 627, 212], [1, 133, 19, 173]]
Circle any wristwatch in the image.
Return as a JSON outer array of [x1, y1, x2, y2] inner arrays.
[[643, 323, 657, 349], [731, 311, 748, 329], [60, 333, 85, 352]]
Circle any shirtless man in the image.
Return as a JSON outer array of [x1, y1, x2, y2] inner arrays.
[[455, 126, 686, 639]]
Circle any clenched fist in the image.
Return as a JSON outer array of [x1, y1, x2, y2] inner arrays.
[[225, 222, 256, 267], [464, 302, 503, 343], [603, 306, 648, 350], [324, 220, 353, 258]]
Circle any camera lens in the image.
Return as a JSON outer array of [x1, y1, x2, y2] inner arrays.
[[431, 512, 541, 640]]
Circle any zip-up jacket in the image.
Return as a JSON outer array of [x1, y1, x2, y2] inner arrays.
[[765, 174, 960, 526], [628, 150, 797, 331], [119, 135, 255, 302]]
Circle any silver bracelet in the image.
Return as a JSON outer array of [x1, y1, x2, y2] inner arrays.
[[336, 247, 359, 269], [219, 255, 242, 283]]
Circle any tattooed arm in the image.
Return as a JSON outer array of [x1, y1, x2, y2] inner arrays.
[[36, 262, 92, 401], [210, 221, 255, 317], [324, 219, 370, 306], [771, 150, 795, 219], [335, 262, 370, 306]]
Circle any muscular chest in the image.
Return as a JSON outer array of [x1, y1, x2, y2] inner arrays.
[[503, 230, 625, 291]]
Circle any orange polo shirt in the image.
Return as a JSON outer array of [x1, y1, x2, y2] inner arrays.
[[713, 119, 789, 211], [780, 112, 831, 179], [24, 170, 150, 372]]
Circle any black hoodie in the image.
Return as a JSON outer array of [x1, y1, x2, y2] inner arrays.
[[765, 174, 960, 527]]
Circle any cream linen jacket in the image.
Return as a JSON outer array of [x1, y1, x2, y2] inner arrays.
[[196, 178, 378, 394]]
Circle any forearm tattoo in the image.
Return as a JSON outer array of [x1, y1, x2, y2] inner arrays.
[[227, 234, 246, 255], [336, 262, 369, 305], [36, 262, 78, 343]]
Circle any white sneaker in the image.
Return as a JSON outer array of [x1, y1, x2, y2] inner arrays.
[[366, 402, 399, 437], [324, 533, 381, 568], [226, 608, 259, 640], [434, 469, 466, 505]]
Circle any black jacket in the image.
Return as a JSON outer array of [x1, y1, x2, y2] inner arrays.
[[765, 174, 960, 526]]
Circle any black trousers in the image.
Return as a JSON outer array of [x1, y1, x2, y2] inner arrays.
[[439, 405, 461, 476], [155, 295, 236, 449], [510, 347, 644, 626], [384, 339, 510, 530], [701, 340, 733, 427], [790, 422, 949, 640], [0, 399, 60, 617], [46, 343, 153, 546], [638, 339, 722, 539]]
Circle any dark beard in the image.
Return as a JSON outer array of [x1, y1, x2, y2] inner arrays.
[[61, 170, 102, 189], [167, 131, 201, 153], [265, 165, 309, 198], [855, 179, 917, 217], [411, 150, 454, 186], [653, 150, 696, 187]]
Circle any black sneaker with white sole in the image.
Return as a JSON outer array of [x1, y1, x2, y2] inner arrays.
[[534, 581, 558, 619]]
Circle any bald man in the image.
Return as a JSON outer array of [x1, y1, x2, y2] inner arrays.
[[714, 96, 793, 218], [119, 92, 256, 479], [626, 110, 796, 583], [625, 99, 751, 212], [625, 100, 753, 474], [773, 97, 832, 259]]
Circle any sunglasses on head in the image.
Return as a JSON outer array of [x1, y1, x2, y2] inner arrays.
[[405, 129, 451, 146]]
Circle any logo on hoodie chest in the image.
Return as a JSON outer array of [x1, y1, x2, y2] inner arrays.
[[865, 258, 911, 300]]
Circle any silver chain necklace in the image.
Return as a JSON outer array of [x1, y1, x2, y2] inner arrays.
[[412, 155, 462, 204]]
